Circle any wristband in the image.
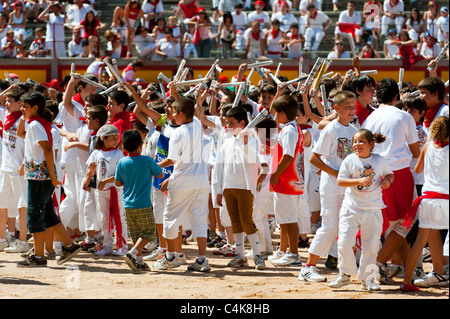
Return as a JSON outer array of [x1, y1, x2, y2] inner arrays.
[[386, 177, 393, 184]]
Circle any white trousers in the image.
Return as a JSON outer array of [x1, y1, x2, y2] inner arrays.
[[59, 163, 81, 229], [305, 28, 325, 51], [381, 15, 405, 36], [253, 191, 273, 252]]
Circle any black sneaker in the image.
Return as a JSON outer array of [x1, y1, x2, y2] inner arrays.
[[379, 263, 395, 285], [207, 235, 223, 248], [298, 237, 310, 248], [325, 255, 338, 270], [80, 241, 96, 251], [16, 255, 47, 268], [135, 262, 151, 272], [123, 252, 138, 271], [57, 243, 82, 265]]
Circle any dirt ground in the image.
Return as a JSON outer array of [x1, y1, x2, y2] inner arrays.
[[0, 232, 448, 302]]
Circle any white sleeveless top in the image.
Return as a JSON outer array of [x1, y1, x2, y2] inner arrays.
[[422, 143, 449, 194]]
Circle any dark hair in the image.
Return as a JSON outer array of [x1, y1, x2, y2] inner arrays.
[[76, 73, 99, 92], [133, 121, 148, 133], [109, 90, 130, 111], [223, 12, 233, 24], [409, 7, 422, 23], [226, 107, 249, 126], [20, 92, 46, 116], [272, 94, 299, 121], [352, 75, 376, 97], [256, 116, 276, 141], [402, 96, 428, 114], [122, 129, 142, 153], [4, 87, 25, 101], [417, 77, 446, 101], [45, 100, 59, 121], [82, 11, 100, 34], [151, 101, 166, 114], [87, 105, 108, 126], [259, 83, 276, 96], [172, 98, 195, 120], [85, 93, 108, 106], [131, 59, 143, 68], [376, 78, 399, 104], [354, 128, 386, 150]]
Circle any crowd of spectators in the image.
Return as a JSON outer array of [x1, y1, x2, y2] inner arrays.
[[0, 0, 448, 64]]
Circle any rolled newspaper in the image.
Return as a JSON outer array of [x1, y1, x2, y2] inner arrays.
[[157, 77, 168, 102], [410, 90, 420, 97], [175, 59, 186, 79], [348, 33, 357, 58], [100, 83, 120, 95], [70, 72, 107, 90], [274, 62, 282, 77], [179, 68, 189, 82], [172, 78, 210, 88], [205, 59, 220, 79], [445, 80, 449, 88], [26, 78, 41, 86], [215, 64, 224, 73], [312, 59, 332, 93], [103, 58, 132, 94], [236, 108, 269, 141], [247, 53, 266, 79], [70, 63, 75, 74], [4, 72, 12, 83], [232, 82, 246, 108], [427, 41, 449, 71], [398, 68, 404, 91], [247, 60, 273, 68], [320, 84, 330, 116], [299, 57, 323, 94], [360, 70, 378, 75], [159, 72, 171, 83], [269, 73, 296, 92]]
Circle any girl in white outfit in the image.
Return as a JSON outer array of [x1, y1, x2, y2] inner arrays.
[[330, 129, 394, 291], [85, 124, 128, 256]]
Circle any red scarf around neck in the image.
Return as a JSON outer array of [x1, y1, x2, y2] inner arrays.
[[73, 92, 85, 107], [28, 116, 53, 147], [310, 10, 318, 20], [3, 111, 22, 132], [271, 28, 280, 39], [251, 30, 260, 41], [434, 140, 449, 148], [423, 102, 445, 128]]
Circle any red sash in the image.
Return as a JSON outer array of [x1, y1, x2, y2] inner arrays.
[[106, 186, 127, 248], [402, 191, 449, 229], [271, 123, 304, 195]]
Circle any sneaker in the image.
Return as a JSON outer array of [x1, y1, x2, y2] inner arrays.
[[270, 252, 302, 267], [214, 238, 227, 248], [298, 266, 327, 282], [57, 243, 82, 265], [123, 253, 139, 272], [397, 266, 425, 280], [329, 274, 351, 288], [422, 247, 431, 262], [187, 258, 211, 272], [298, 237, 310, 248], [21, 248, 34, 258], [0, 240, 8, 251], [213, 244, 236, 256], [207, 235, 223, 248], [177, 253, 187, 265], [144, 240, 158, 253], [361, 279, 381, 291], [378, 263, 395, 285], [385, 264, 401, 278], [268, 249, 285, 263], [254, 255, 266, 270], [310, 223, 320, 235], [45, 250, 56, 260], [80, 241, 96, 252], [414, 271, 449, 287], [4, 240, 29, 253], [16, 254, 47, 268], [400, 282, 420, 292], [143, 248, 165, 261], [227, 255, 249, 268], [112, 246, 128, 256], [325, 255, 338, 270], [153, 255, 181, 270], [136, 262, 151, 271]]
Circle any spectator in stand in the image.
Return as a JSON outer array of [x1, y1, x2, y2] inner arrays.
[[28, 26, 50, 58], [358, 40, 380, 58], [420, 31, 440, 61], [248, 0, 271, 31], [423, 1, 439, 40], [152, 16, 166, 41], [37, 1, 66, 58], [24, 0, 40, 22], [68, 28, 86, 57], [0, 28, 23, 58], [66, 0, 97, 30], [406, 7, 425, 43], [176, 0, 200, 23], [75, 10, 105, 58], [185, 7, 212, 58], [271, 1, 297, 33], [327, 39, 351, 58], [299, 0, 322, 16], [380, 0, 405, 37], [125, 0, 145, 58], [218, 12, 237, 59], [391, 29, 423, 67], [133, 26, 156, 59], [436, 6, 449, 49], [265, 19, 287, 58], [272, 0, 292, 14], [0, 12, 12, 43], [141, 0, 164, 32], [168, 15, 182, 57], [282, 22, 304, 59], [104, 29, 122, 58], [232, 3, 248, 50], [1, 0, 11, 17], [9, 0, 28, 45], [304, 3, 331, 58], [244, 20, 266, 58], [153, 27, 179, 60], [218, 0, 242, 16], [362, 0, 382, 50], [183, 23, 198, 58], [335, 1, 362, 48], [383, 28, 400, 58]]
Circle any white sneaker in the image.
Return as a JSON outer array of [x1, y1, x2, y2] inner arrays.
[[112, 246, 128, 256], [385, 264, 401, 278], [153, 255, 181, 270], [94, 246, 114, 256], [270, 252, 302, 267], [254, 255, 266, 270], [187, 258, 211, 272], [361, 279, 381, 291], [298, 266, 327, 282], [268, 250, 285, 263], [0, 240, 9, 251], [414, 271, 448, 287], [144, 248, 165, 261], [4, 240, 29, 253], [144, 240, 158, 253], [329, 274, 351, 288], [177, 253, 187, 265]]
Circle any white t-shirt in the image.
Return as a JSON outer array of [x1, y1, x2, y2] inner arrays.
[[142, 0, 164, 15], [232, 11, 248, 30], [362, 105, 419, 171], [420, 41, 441, 58], [24, 121, 52, 181], [383, 0, 404, 15], [338, 10, 361, 25], [244, 28, 265, 53], [166, 118, 209, 191], [248, 11, 271, 28], [278, 121, 299, 157], [327, 50, 351, 59], [0, 110, 26, 172], [271, 12, 297, 32], [142, 118, 159, 158], [287, 32, 303, 58], [422, 143, 449, 194], [307, 11, 329, 30], [66, 3, 97, 27], [86, 148, 124, 190], [299, 0, 322, 12], [338, 153, 393, 211]]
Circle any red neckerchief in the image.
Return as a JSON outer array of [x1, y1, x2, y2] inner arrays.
[[91, 128, 98, 136], [28, 116, 53, 147], [123, 64, 133, 73], [79, 116, 87, 123], [251, 30, 260, 41], [74, 37, 81, 45], [127, 153, 140, 157], [0, 121, 3, 138], [426, 39, 435, 49], [270, 28, 280, 39], [100, 146, 118, 152], [435, 140, 449, 148], [424, 102, 445, 128], [291, 33, 298, 39], [3, 111, 22, 132], [73, 93, 85, 107], [389, 0, 398, 8], [300, 124, 311, 130], [106, 186, 127, 248], [355, 100, 374, 125], [403, 191, 449, 229], [310, 10, 318, 20]]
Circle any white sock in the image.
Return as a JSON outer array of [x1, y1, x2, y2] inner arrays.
[[247, 232, 261, 257], [129, 247, 139, 256], [234, 232, 245, 258], [166, 251, 176, 260]]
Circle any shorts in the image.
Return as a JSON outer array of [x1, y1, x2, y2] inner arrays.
[[26, 180, 61, 233], [163, 187, 209, 240], [307, 170, 321, 212], [0, 170, 28, 215], [125, 206, 156, 243], [385, 219, 410, 239], [152, 187, 166, 224], [417, 198, 449, 230], [273, 192, 302, 224]]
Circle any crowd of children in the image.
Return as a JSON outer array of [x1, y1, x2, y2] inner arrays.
[[0, 53, 448, 294]]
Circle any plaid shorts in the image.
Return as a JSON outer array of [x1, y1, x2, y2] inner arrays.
[[124, 207, 156, 243]]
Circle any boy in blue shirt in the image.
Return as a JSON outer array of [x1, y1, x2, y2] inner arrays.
[[115, 129, 163, 271]]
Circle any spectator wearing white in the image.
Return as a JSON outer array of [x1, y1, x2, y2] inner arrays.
[[335, 1, 362, 45], [66, 0, 97, 30], [272, 0, 292, 13], [37, 1, 66, 58], [244, 20, 266, 58], [299, 0, 321, 16], [304, 3, 331, 58], [248, 0, 271, 31], [383, 28, 400, 58], [436, 7, 449, 46], [271, 1, 297, 33], [141, 0, 164, 32], [423, 1, 439, 41], [9, 0, 27, 45], [265, 19, 286, 58], [153, 27, 178, 60], [406, 7, 425, 43], [420, 31, 440, 61], [104, 29, 122, 58], [232, 2, 247, 50], [218, 0, 242, 16], [0, 28, 22, 58], [283, 22, 304, 58], [68, 28, 86, 57], [183, 23, 198, 58], [327, 39, 351, 59], [380, 0, 405, 37], [0, 13, 12, 43], [134, 26, 156, 59]]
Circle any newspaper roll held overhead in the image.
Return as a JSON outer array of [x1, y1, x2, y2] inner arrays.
[[299, 57, 323, 94], [398, 68, 404, 91], [348, 33, 357, 58], [427, 41, 449, 71]]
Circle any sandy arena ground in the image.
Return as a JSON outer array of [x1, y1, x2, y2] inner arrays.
[[0, 232, 448, 303]]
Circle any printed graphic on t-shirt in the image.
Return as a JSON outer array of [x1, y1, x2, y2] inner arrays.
[[336, 137, 352, 160], [24, 158, 50, 180], [357, 164, 375, 191], [99, 157, 109, 179]]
